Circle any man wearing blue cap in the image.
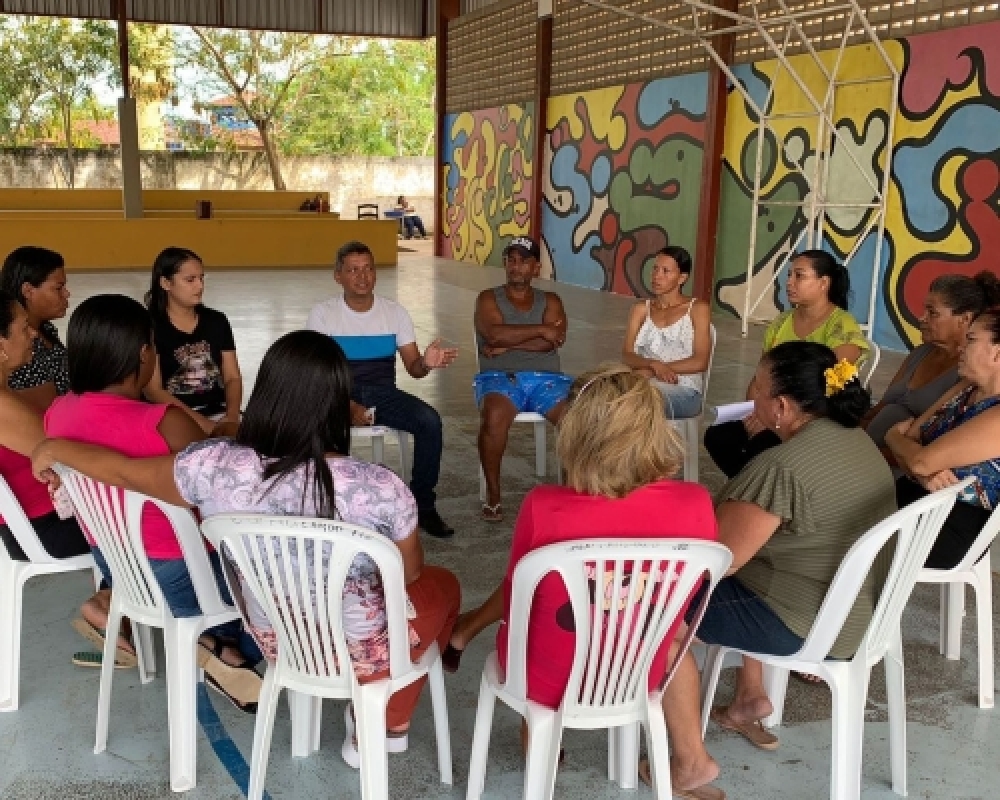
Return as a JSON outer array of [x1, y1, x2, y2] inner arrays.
[[473, 236, 571, 521]]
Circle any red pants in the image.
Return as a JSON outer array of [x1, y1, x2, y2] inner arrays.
[[360, 565, 461, 729]]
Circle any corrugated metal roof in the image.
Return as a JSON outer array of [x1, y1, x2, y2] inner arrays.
[[0, 0, 434, 37]]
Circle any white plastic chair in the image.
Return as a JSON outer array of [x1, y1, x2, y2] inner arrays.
[[0, 476, 97, 712], [917, 503, 1000, 708], [860, 337, 881, 389], [351, 425, 411, 482], [55, 465, 240, 793], [466, 538, 732, 800], [473, 322, 561, 501], [675, 324, 717, 482], [200, 514, 453, 800], [699, 479, 969, 800]]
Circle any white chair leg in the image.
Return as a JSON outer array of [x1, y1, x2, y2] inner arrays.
[[135, 622, 157, 684], [972, 559, 995, 709], [427, 654, 453, 785], [943, 581, 964, 660], [885, 630, 907, 795], [682, 418, 699, 482], [828, 663, 869, 800], [0, 562, 25, 712], [372, 435, 385, 466], [289, 690, 316, 759], [608, 722, 639, 789], [397, 432, 411, 483], [523, 704, 563, 800], [644, 701, 673, 798], [699, 645, 725, 736], [762, 665, 789, 728], [356, 682, 393, 800], [164, 620, 201, 792], [249, 668, 281, 800], [310, 697, 322, 754], [466, 672, 498, 800], [95, 608, 123, 754], [534, 421, 547, 478]]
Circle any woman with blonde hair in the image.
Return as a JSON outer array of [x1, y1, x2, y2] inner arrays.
[[441, 364, 718, 771]]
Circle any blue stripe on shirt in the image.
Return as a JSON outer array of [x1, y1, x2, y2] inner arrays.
[[332, 334, 397, 362]]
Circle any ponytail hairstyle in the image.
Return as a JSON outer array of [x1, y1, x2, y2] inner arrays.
[[657, 245, 693, 279], [930, 271, 1000, 317], [762, 341, 870, 429], [145, 247, 202, 323], [795, 250, 850, 311]]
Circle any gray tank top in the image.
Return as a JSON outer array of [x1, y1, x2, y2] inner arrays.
[[477, 286, 561, 374], [866, 344, 960, 447]]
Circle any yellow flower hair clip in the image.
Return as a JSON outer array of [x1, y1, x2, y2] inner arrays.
[[824, 359, 859, 397]]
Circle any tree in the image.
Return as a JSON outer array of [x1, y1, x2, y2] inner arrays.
[[0, 19, 48, 146], [181, 28, 327, 189], [284, 38, 436, 157], [23, 17, 117, 186]]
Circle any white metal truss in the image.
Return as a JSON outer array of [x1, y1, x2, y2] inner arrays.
[[573, 0, 899, 336]]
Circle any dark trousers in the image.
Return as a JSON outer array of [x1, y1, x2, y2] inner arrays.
[[896, 477, 992, 570], [403, 216, 427, 238], [352, 383, 442, 511], [703, 420, 782, 479], [0, 512, 91, 561]]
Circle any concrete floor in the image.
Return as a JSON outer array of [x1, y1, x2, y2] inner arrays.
[[1, 253, 997, 800]]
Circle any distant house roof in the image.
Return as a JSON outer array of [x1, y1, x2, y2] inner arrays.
[[76, 120, 120, 146]]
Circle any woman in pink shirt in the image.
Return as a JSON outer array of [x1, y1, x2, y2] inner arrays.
[[45, 294, 261, 711], [445, 363, 718, 751]]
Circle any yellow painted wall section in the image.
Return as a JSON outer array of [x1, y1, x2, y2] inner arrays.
[[0, 188, 330, 212], [0, 218, 397, 270]]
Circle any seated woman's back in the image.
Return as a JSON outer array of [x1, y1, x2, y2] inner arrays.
[[497, 365, 718, 708]]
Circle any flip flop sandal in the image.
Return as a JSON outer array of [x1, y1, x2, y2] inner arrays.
[[197, 640, 262, 711], [204, 674, 258, 715], [638, 759, 727, 799], [481, 503, 503, 522], [710, 706, 779, 751], [341, 703, 409, 770], [71, 617, 138, 669], [71, 650, 134, 670]]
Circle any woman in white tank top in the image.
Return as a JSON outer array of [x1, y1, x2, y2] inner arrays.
[[622, 246, 712, 419]]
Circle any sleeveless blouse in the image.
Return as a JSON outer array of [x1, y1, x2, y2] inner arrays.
[[920, 385, 1000, 510], [633, 299, 702, 392]]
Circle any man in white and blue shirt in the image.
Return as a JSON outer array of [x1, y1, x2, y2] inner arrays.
[[307, 240, 458, 538]]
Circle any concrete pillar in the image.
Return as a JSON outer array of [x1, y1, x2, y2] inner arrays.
[[118, 97, 143, 219]]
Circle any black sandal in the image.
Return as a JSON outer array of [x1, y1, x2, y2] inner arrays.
[[197, 640, 261, 714]]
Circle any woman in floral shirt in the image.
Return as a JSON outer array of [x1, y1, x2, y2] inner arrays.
[[32, 330, 460, 767]]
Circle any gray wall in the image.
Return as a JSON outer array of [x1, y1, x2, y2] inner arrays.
[[0, 149, 436, 228]]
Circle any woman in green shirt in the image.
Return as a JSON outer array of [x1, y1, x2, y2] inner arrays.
[[647, 342, 894, 794], [705, 250, 869, 478]]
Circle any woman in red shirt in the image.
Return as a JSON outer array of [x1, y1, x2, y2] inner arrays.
[[444, 363, 718, 740]]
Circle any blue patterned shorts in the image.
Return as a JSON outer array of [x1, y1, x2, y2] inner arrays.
[[473, 371, 573, 416]]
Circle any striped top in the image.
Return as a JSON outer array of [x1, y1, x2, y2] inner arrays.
[[716, 417, 897, 659]]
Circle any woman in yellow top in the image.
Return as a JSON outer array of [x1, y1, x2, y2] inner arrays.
[[705, 249, 869, 478]]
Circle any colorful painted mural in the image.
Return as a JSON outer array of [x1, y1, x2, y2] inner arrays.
[[714, 22, 1000, 350], [440, 103, 534, 266], [541, 73, 708, 293]]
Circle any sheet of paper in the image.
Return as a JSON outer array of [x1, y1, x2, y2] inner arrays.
[[710, 401, 755, 425]]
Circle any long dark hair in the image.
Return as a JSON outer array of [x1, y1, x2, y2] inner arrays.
[[236, 331, 352, 518], [0, 288, 19, 338], [145, 247, 202, 322], [795, 250, 850, 311], [1, 246, 64, 306], [763, 341, 870, 428], [67, 294, 153, 394]]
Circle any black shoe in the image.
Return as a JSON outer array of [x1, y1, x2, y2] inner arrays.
[[418, 509, 454, 539]]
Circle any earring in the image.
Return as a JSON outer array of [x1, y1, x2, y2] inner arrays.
[[774, 416, 781, 431]]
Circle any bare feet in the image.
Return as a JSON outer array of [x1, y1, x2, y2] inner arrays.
[[725, 692, 773, 725], [671, 753, 721, 792], [448, 610, 476, 652]]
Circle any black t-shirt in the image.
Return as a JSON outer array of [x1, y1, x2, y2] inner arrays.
[[153, 306, 235, 417]]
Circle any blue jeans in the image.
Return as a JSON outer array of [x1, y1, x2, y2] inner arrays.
[[651, 381, 703, 419], [352, 383, 442, 512], [92, 547, 262, 664], [686, 575, 804, 657]]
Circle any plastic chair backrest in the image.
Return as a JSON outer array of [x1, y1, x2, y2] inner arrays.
[[200, 514, 414, 684], [504, 539, 732, 715], [860, 337, 881, 389], [0, 475, 54, 565], [696, 325, 718, 417], [54, 465, 231, 620], [793, 478, 970, 664]]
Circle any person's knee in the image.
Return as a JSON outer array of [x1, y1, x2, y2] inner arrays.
[[410, 400, 442, 435], [481, 398, 515, 434]]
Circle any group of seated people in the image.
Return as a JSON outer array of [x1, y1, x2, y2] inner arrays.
[[3, 233, 1000, 798]]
